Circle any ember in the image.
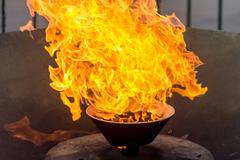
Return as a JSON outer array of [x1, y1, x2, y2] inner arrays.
[[96, 111, 163, 122], [24, 0, 207, 122]]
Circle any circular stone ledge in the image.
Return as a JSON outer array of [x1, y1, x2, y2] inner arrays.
[[45, 133, 214, 160]]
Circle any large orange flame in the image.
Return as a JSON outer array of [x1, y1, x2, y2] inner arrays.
[[25, 0, 207, 121]]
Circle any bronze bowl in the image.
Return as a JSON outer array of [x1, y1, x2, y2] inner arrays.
[[86, 104, 175, 156]]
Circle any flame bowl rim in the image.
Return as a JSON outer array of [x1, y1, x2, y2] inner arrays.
[[86, 103, 175, 125]]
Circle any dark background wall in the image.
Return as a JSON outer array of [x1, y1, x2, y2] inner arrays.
[[0, 28, 240, 160]]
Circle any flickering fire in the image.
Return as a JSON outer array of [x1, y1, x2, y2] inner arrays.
[[20, 20, 35, 32], [25, 0, 207, 122], [4, 116, 94, 146]]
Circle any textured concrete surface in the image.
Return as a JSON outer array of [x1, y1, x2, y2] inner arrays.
[[0, 28, 240, 160]]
